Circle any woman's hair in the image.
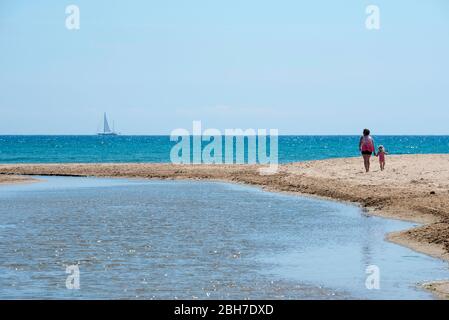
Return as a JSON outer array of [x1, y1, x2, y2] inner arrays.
[[363, 129, 370, 136]]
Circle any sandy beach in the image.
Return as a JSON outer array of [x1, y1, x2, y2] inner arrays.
[[1, 154, 449, 297]]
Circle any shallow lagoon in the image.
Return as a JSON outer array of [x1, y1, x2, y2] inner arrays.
[[0, 176, 448, 299]]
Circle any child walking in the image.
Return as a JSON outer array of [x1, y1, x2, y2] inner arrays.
[[377, 145, 388, 171]]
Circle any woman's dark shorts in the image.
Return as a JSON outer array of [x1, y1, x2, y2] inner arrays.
[[361, 151, 373, 155]]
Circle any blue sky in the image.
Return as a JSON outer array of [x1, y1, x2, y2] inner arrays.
[[1, 0, 448, 134]]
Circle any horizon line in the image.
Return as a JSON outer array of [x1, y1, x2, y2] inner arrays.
[[2, 134, 449, 137]]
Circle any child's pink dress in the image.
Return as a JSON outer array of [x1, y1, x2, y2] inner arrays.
[[378, 152, 385, 162]]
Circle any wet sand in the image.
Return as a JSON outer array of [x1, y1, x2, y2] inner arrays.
[[1, 154, 449, 298], [0, 174, 37, 185]]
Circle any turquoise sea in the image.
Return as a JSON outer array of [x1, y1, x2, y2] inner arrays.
[[0, 135, 448, 163]]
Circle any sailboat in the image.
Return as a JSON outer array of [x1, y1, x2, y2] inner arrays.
[[98, 113, 118, 136]]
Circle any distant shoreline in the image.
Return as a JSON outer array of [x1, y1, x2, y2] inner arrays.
[[1, 154, 449, 298]]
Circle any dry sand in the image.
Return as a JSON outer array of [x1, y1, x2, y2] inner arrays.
[[1, 154, 449, 298]]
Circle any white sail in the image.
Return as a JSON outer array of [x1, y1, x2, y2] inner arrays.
[[98, 112, 118, 135], [103, 113, 112, 133]]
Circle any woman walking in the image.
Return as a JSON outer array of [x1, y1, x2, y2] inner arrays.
[[359, 129, 376, 173]]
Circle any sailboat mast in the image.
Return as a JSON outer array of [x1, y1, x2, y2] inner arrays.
[[103, 113, 107, 133]]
